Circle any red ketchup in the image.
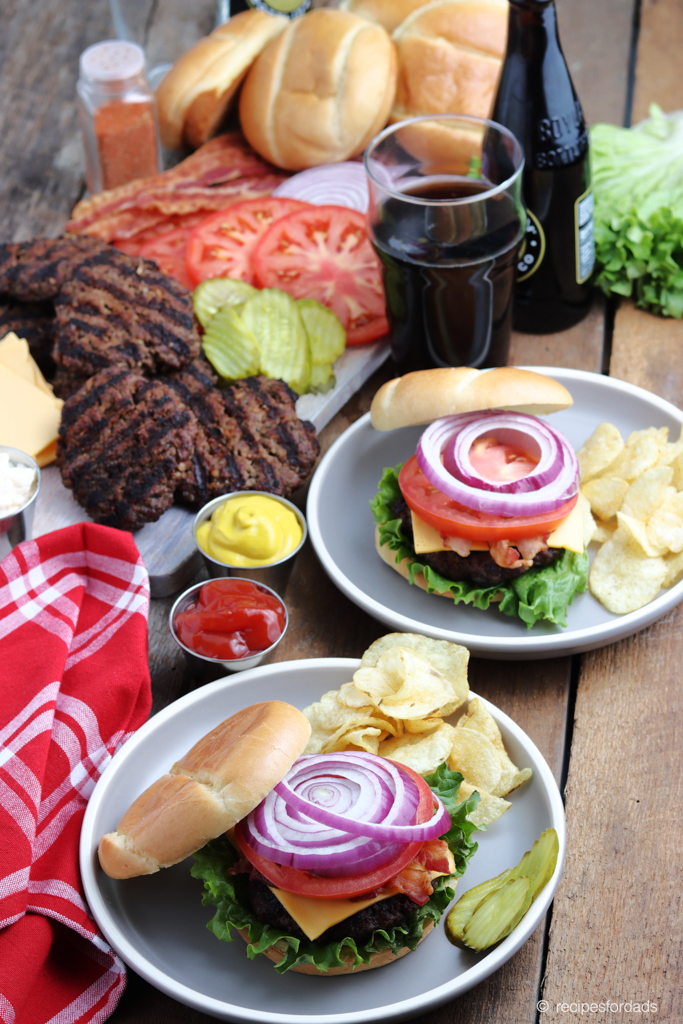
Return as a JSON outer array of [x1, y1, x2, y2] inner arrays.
[[174, 579, 286, 660]]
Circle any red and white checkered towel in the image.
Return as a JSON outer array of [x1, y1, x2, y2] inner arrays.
[[0, 523, 152, 1024]]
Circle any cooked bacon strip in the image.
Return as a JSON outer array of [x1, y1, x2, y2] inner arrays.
[[516, 535, 549, 560], [443, 535, 473, 557], [489, 539, 533, 570], [66, 132, 287, 238]]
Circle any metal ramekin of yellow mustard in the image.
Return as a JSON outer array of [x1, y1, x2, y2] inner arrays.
[[194, 492, 306, 570]]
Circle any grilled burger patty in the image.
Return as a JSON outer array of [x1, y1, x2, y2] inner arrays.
[[53, 245, 201, 377], [167, 370, 320, 506], [58, 367, 197, 531], [248, 879, 417, 945], [0, 236, 108, 302], [393, 496, 562, 587]]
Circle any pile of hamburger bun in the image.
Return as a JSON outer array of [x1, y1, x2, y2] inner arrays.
[[157, 0, 508, 170]]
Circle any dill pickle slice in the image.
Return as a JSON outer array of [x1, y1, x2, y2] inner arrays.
[[445, 868, 512, 949], [297, 298, 346, 366], [202, 306, 260, 380], [309, 363, 336, 394], [508, 828, 559, 901], [193, 278, 258, 329], [241, 288, 311, 395], [462, 876, 533, 951]]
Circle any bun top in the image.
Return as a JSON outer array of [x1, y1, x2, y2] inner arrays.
[[238, 9, 397, 171], [391, 0, 508, 123], [370, 367, 573, 430]]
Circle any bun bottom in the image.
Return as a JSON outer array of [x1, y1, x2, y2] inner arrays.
[[374, 527, 503, 603], [237, 919, 434, 975]]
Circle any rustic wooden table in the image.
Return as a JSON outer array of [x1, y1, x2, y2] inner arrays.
[[1, 0, 681, 1021]]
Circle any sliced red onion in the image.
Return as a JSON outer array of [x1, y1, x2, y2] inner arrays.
[[242, 751, 450, 877], [417, 411, 579, 517], [272, 163, 369, 213]]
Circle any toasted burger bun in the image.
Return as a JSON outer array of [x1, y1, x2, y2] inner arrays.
[[339, 0, 435, 34], [239, 9, 397, 170], [238, 920, 434, 974], [156, 10, 288, 151], [391, 0, 508, 123], [98, 701, 311, 879], [370, 367, 573, 431]]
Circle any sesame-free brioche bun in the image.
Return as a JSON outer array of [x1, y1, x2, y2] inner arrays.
[[370, 367, 573, 431], [97, 701, 311, 879], [156, 10, 288, 151], [391, 0, 508, 123], [238, 919, 435, 974], [239, 9, 397, 170], [339, 0, 435, 34]]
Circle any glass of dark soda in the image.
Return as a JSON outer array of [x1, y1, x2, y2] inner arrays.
[[365, 114, 525, 370]]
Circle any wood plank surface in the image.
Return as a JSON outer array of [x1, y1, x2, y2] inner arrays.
[[631, 0, 683, 124], [540, 13, 683, 1015]]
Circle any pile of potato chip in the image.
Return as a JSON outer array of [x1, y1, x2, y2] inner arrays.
[[578, 422, 683, 613], [303, 633, 531, 828]]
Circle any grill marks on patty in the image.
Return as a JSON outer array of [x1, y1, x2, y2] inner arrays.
[[58, 368, 197, 532], [53, 246, 200, 376], [0, 236, 108, 301], [393, 496, 563, 587], [58, 367, 320, 529]]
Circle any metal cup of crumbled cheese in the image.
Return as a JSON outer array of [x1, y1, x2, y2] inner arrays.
[[0, 446, 41, 560]]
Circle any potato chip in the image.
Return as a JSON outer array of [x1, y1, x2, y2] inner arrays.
[[670, 449, 683, 490], [617, 511, 668, 557], [449, 729, 503, 794], [303, 689, 399, 753], [577, 421, 625, 482], [354, 647, 456, 719], [647, 496, 683, 553], [620, 465, 674, 521], [360, 633, 469, 714], [403, 717, 445, 734], [455, 697, 532, 797], [578, 492, 597, 548], [594, 520, 617, 544], [589, 527, 667, 613], [663, 549, 683, 587], [605, 426, 669, 482], [380, 722, 456, 776], [338, 726, 383, 755], [337, 681, 374, 709], [581, 476, 628, 521], [457, 780, 511, 827]]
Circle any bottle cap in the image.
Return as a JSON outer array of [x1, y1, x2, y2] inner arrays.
[[79, 41, 145, 83]]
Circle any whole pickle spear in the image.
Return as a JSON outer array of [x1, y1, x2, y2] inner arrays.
[[463, 876, 533, 951], [445, 828, 559, 952]]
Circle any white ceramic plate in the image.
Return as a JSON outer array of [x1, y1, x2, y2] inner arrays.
[[80, 659, 565, 1024], [307, 367, 683, 659]]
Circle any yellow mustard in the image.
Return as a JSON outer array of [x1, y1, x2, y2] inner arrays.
[[196, 494, 303, 567]]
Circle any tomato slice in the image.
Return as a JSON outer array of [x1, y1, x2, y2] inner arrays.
[[234, 762, 439, 899], [185, 197, 307, 286], [135, 227, 194, 290], [251, 205, 389, 345], [399, 455, 578, 542]]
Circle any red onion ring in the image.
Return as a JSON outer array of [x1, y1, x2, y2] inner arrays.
[[417, 411, 579, 517], [272, 163, 369, 213], [242, 752, 451, 877]]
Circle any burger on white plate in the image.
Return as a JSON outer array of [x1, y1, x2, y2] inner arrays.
[[98, 701, 480, 975], [370, 367, 591, 628]]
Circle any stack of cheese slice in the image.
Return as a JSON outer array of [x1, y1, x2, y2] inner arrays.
[[0, 333, 63, 466]]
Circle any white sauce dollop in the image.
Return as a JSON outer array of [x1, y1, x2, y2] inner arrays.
[[0, 452, 37, 517]]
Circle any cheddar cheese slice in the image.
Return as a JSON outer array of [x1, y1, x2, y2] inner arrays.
[[410, 501, 584, 557], [0, 333, 63, 465]]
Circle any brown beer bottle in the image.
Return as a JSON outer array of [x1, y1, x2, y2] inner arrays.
[[491, 0, 595, 333]]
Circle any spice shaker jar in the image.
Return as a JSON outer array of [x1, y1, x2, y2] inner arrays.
[[77, 40, 161, 194]]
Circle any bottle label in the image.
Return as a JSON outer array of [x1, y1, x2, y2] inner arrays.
[[245, 0, 310, 12], [517, 209, 546, 282], [575, 187, 595, 283]]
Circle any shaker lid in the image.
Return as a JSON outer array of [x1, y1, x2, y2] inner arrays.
[[80, 40, 145, 83]]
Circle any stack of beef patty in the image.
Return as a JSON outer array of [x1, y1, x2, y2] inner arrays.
[[0, 236, 320, 531]]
